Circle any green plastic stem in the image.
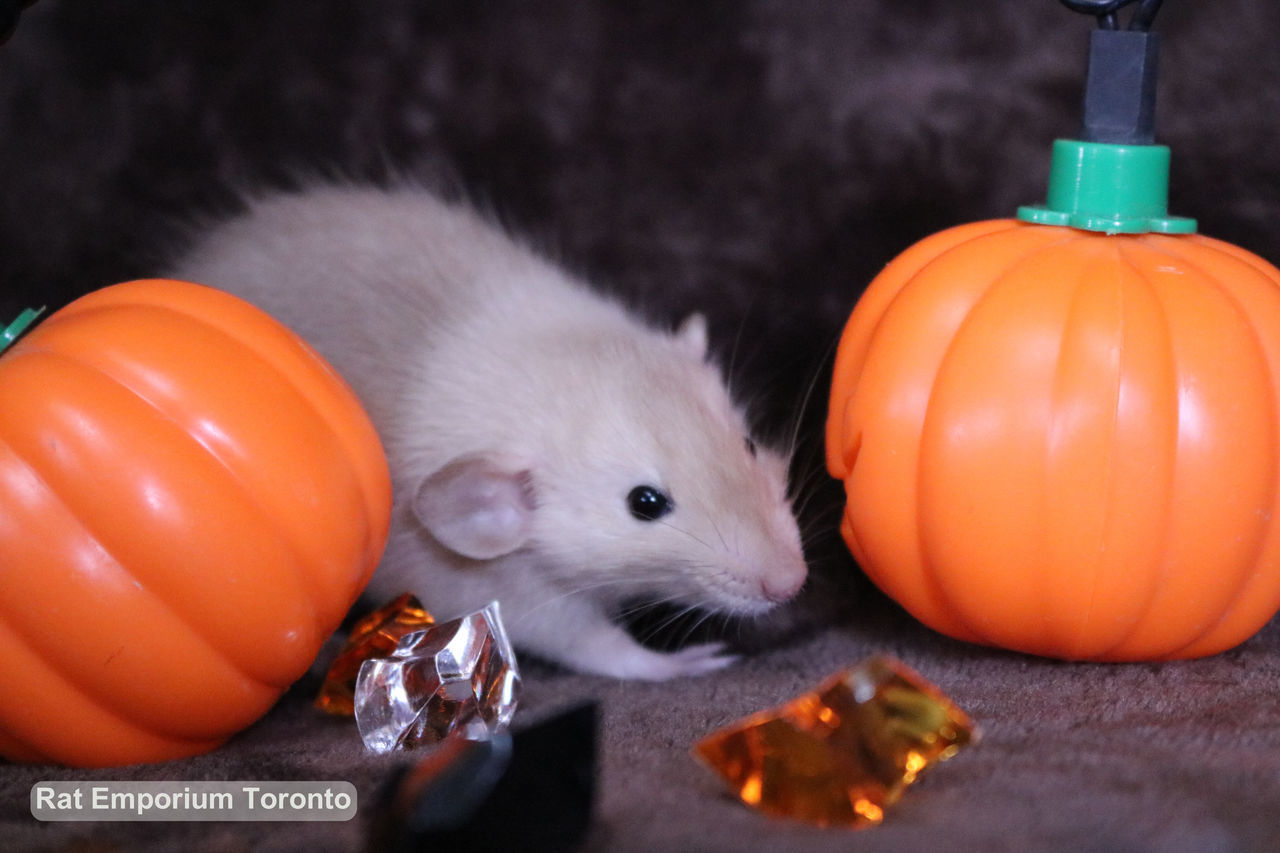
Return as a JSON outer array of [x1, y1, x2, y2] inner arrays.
[[1016, 139, 1196, 235], [1, 306, 44, 355]]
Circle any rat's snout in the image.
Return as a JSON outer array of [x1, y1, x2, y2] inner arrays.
[[760, 558, 807, 603]]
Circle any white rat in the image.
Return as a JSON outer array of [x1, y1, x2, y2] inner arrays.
[[167, 185, 808, 680]]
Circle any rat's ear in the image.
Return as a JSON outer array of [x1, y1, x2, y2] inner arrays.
[[674, 312, 708, 360], [413, 453, 536, 560]]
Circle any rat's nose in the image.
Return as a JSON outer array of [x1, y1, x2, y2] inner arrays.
[[761, 562, 806, 603]]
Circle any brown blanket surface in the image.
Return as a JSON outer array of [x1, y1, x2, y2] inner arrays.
[[6, 602, 1279, 852], [2, 1, 1279, 850]]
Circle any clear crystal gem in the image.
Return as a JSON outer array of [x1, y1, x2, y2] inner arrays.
[[354, 601, 520, 753]]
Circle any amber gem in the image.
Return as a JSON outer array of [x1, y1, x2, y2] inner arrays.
[[315, 592, 435, 716], [693, 656, 977, 828]]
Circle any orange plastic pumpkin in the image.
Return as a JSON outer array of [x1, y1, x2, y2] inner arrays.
[[0, 279, 392, 766], [826, 219, 1280, 661]]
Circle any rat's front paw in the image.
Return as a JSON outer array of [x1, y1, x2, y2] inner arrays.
[[566, 637, 739, 681], [512, 597, 740, 680], [626, 642, 738, 681]]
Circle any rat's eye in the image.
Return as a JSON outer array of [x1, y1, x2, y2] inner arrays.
[[744, 436, 758, 458], [627, 485, 673, 521]]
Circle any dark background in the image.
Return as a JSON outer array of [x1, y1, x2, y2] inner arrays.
[[3, 2, 1280, 851], [5, 0, 1278, 624], [5, 1, 1278, 419]]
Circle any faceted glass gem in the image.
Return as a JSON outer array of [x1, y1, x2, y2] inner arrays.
[[315, 592, 436, 716], [692, 655, 977, 828], [354, 601, 521, 753]]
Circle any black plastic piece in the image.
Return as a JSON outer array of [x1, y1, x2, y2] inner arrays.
[[370, 703, 598, 853], [1080, 28, 1160, 145], [1129, 0, 1165, 32], [0, 0, 35, 46], [1059, 0, 1164, 32]]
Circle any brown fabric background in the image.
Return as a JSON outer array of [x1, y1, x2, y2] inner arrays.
[[2, 1, 1279, 850]]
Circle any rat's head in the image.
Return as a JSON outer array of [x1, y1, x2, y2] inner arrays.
[[411, 312, 808, 616]]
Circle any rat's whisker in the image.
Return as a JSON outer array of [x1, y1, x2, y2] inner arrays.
[[677, 607, 721, 648], [656, 518, 716, 553], [723, 292, 758, 404], [711, 517, 730, 552], [783, 330, 841, 462], [514, 577, 643, 623]]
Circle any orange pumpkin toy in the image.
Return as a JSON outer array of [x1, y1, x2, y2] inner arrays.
[[826, 7, 1280, 661], [0, 279, 392, 766]]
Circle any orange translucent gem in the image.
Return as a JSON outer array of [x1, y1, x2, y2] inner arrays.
[[692, 655, 977, 828], [315, 593, 435, 716]]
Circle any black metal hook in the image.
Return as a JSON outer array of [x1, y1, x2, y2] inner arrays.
[[1059, 0, 1165, 32]]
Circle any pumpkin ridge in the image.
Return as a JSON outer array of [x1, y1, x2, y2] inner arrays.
[[0, 279, 391, 764], [1126, 238, 1280, 658], [42, 296, 377, 631], [856, 221, 1025, 384], [5, 346, 326, 686], [914, 228, 1086, 646], [1048, 243, 1126, 657], [0, 429, 279, 741], [97, 350, 335, 664], [0, 608, 229, 763], [1065, 243, 1179, 660], [48, 291, 388, 611], [1184, 233, 1280, 283], [1078, 244, 1184, 660], [827, 221, 1023, 479]]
